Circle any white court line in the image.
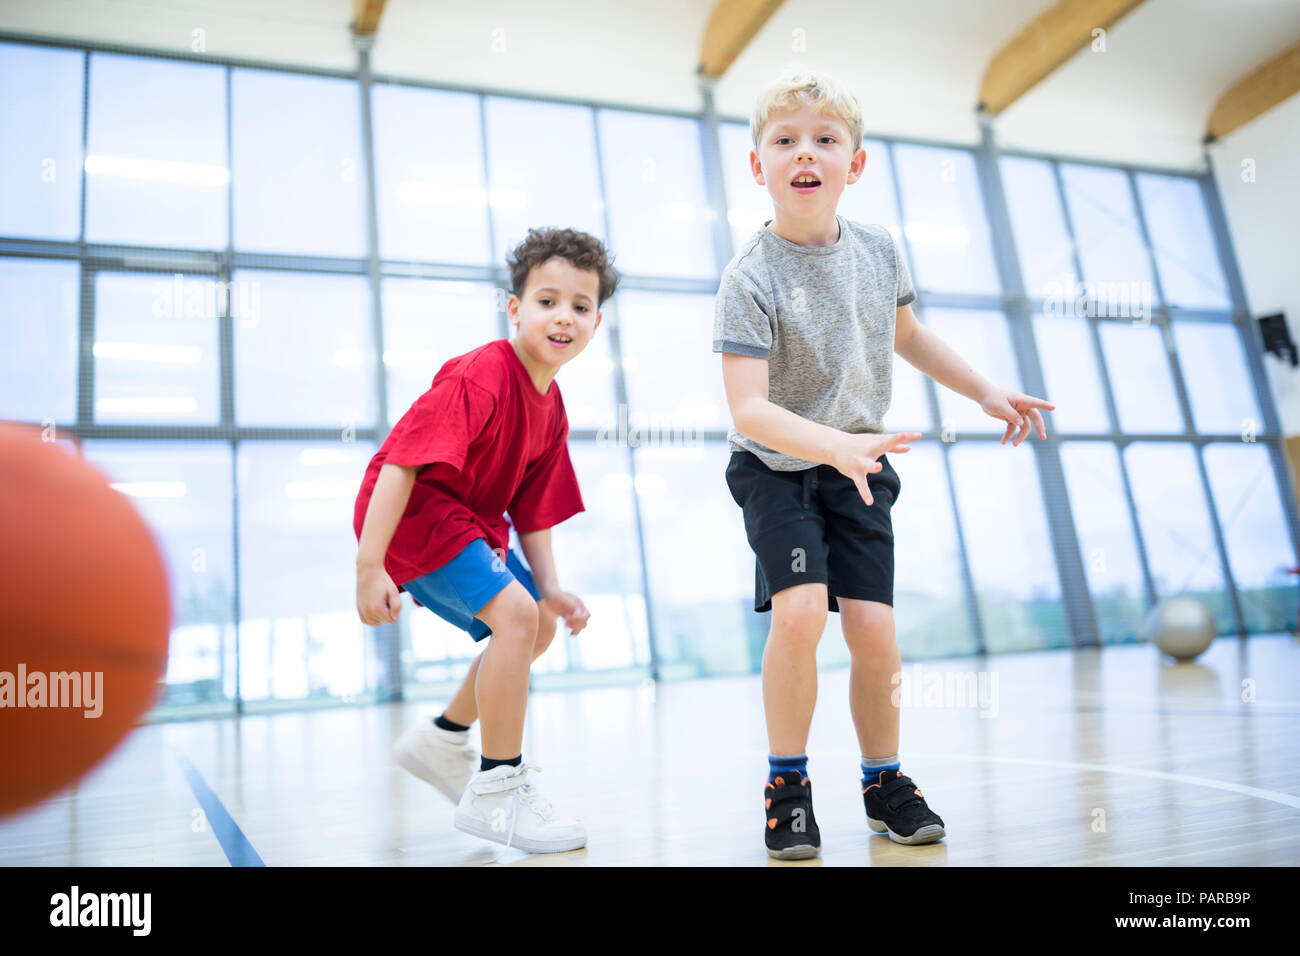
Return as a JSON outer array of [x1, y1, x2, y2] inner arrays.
[[1018, 698, 1300, 716], [1059, 832, 1300, 867], [912, 752, 1300, 811]]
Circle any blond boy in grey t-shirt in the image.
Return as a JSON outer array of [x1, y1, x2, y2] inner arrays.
[[714, 69, 1054, 859]]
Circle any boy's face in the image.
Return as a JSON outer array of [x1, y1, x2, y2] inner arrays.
[[508, 256, 602, 373], [752, 102, 866, 221]]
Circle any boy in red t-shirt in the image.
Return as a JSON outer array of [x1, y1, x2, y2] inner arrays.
[[354, 227, 619, 854]]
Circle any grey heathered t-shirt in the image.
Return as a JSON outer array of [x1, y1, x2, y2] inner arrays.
[[712, 215, 915, 471]]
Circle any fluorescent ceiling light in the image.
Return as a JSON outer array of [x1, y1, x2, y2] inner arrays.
[[93, 342, 202, 364], [84, 155, 230, 186], [109, 481, 187, 498]]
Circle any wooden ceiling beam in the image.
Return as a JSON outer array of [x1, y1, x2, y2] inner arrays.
[[699, 0, 786, 80], [978, 0, 1146, 116], [1205, 41, 1300, 143], [353, 0, 387, 38]]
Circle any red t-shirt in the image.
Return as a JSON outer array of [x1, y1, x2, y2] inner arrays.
[[353, 338, 584, 600]]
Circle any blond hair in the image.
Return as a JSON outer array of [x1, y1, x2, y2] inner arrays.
[[750, 68, 863, 153]]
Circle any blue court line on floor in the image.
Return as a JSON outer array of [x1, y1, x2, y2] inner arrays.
[[176, 752, 266, 867]]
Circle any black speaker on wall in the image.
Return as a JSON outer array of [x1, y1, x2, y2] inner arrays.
[[1259, 313, 1297, 367]]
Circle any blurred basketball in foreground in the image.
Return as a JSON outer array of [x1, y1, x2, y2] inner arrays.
[[0, 423, 171, 819], [1147, 595, 1217, 662]]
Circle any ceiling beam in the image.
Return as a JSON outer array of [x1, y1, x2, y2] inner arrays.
[[699, 0, 786, 80], [353, 0, 387, 37], [978, 0, 1146, 116], [1205, 41, 1300, 143]]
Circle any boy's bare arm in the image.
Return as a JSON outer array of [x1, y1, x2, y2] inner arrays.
[[356, 462, 419, 569], [722, 352, 850, 468], [894, 303, 1054, 445], [517, 528, 589, 635], [516, 528, 560, 596], [721, 352, 919, 507], [893, 303, 994, 404]]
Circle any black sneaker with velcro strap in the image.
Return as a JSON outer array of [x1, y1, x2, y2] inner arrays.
[[862, 769, 946, 845], [764, 770, 821, 860]]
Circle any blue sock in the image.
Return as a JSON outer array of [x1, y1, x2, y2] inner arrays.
[[768, 754, 808, 783], [861, 754, 900, 789]]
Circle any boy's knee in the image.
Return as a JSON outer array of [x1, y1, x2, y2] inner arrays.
[[532, 607, 557, 660], [770, 584, 827, 640], [843, 601, 895, 653], [480, 584, 538, 644], [844, 600, 891, 629]]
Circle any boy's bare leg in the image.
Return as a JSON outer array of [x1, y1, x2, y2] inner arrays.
[[838, 598, 901, 760], [442, 603, 558, 728], [763, 582, 829, 755], [466, 580, 539, 760]]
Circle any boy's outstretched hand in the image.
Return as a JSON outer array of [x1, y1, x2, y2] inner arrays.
[[540, 588, 591, 636], [980, 388, 1055, 446], [830, 430, 922, 508]]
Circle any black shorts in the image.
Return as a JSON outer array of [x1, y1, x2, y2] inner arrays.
[[724, 449, 901, 613]]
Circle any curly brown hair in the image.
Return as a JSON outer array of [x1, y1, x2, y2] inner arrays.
[[506, 227, 620, 307]]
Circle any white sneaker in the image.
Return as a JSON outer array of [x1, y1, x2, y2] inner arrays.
[[453, 763, 586, 853], [393, 718, 478, 803]]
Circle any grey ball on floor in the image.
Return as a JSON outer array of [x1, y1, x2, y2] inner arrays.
[[1147, 596, 1216, 661]]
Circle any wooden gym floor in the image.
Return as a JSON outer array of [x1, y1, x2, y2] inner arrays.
[[2, 634, 1298, 866]]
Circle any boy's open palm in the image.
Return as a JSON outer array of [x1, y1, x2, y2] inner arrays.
[[831, 431, 922, 507], [357, 565, 401, 626]]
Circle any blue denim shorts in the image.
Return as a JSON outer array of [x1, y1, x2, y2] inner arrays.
[[402, 537, 541, 642]]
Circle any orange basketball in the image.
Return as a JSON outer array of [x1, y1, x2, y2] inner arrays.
[[0, 422, 171, 819]]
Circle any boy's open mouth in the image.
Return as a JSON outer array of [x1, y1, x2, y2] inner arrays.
[[791, 173, 821, 193], [547, 334, 573, 347]]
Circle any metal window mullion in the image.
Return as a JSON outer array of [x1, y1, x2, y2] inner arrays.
[[914, 291, 1009, 310], [476, 94, 510, 341], [591, 107, 661, 681], [697, 79, 734, 275], [1199, 160, 1300, 566], [229, 438, 243, 716], [977, 123, 1098, 649], [75, 50, 92, 429], [221, 63, 241, 715], [76, 266, 96, 428], [77, 49, 88, 245], [1051, 160, 1158, 612], [44, 424, 1267, 444], [355, 37, 402, 703], [886, 140, 987, 655], [1127, 170, 1247, 636], [606, 275, 718, 295], [0, 238, 79, 257], [220, 64, 237, 429], [1160, 307, 1249, 324]]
